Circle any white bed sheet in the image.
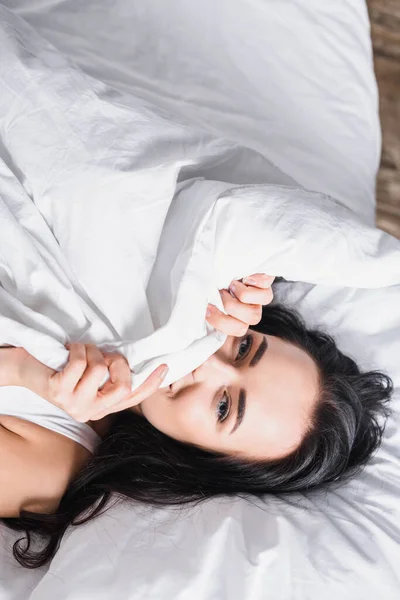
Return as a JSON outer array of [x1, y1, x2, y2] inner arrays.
[[1, 2, 399, 600], [3, 5, 396, 399]]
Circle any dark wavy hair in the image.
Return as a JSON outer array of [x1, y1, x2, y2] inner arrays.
[[2, 303, 393, 569]]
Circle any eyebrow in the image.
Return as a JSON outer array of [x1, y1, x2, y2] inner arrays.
[[250, 335, 268, 368], [230, 335, 268, 435]]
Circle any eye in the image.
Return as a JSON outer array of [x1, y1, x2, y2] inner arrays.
[[216, 334, 253, 424], [216, 392, 231, 423], [235, 333, 253, 361]]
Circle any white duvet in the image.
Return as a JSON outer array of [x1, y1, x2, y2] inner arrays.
[[0, 1, 400, 599], [0, 6, 398, 391]]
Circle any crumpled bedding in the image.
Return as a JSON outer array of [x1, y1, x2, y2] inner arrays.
[[0, 6, 399, 393], [1, 2, 400, 599]]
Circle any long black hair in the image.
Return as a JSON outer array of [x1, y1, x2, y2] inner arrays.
[[2, 303, 393, 569]]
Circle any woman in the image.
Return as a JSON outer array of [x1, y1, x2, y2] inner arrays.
[[0, 274, 393, 569]]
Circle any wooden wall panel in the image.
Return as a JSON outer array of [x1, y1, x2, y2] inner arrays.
[[367, 0, 400, 238]]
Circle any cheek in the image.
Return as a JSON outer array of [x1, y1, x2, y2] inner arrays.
[[139, 389, 210, 443]]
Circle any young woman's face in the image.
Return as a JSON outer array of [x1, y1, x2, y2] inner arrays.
[[132, 330, 320, 461]]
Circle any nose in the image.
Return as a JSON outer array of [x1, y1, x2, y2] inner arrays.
[[193, 353, 238, 385]]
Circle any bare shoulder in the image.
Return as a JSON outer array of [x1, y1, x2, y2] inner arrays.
[[0, 415, 93, 517], [0, 414, 94, 459]]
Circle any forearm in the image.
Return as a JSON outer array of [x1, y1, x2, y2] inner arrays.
[[0, 346, 24, 387], [0, 346, 48, 395], [0, 346, 56, 400]]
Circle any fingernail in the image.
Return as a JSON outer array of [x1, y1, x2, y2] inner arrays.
[[229, 283, 236, 296], [206, 304, 213, 318], [159, 365, 169, 380], [243, 277, 256, 285]]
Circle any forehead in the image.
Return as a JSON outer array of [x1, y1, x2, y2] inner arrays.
[[231, 335, 320, 460]]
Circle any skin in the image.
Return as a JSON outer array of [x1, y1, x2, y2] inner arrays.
[[131, 329, 321, 461], [0, 274, 320, 462]]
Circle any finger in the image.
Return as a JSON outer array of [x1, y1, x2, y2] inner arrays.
[[89, 364, 169, 420], [94, 353, 132, 404], [219, 289, 262, 326], [229, 280, 274, 305], [58, 343, 88, 391], [242, 274, 275, 288], [73, 344, 109, 400], [206, 304, 249, 337], [90, 364, 168, 420]]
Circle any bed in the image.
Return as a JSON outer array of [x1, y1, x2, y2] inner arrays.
[[0, 1, 399, 599]]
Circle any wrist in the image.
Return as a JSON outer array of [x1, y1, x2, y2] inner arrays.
[[0, 347, 28, 388]]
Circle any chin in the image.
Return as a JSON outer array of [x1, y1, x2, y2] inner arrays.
[[130, 403, 144, 417], [135, 386, 168, 421]]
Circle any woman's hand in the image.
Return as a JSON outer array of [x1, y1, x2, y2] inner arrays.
[[3, 344, 168, 423], [206, 273, 275, 336]]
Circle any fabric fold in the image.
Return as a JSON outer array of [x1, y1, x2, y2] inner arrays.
[[0, 5, 399, 393]]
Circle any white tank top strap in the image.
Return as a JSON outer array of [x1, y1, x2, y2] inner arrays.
[[0, 386, 101, 453]]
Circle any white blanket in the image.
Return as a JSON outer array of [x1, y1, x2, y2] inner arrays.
[[1, 2, 400, 599], [0, 6, 399, 393]]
